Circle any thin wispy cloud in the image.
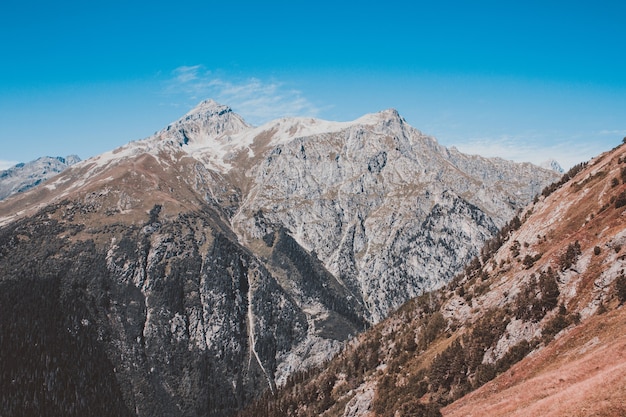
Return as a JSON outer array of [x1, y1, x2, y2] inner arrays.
[[163, 66, 321, 125], [452, 134, 600, 170], [598, 129, 626, 137], [173, 65, 202, 83]]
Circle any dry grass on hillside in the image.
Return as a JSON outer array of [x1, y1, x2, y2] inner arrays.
[[442, 306, 626, 417]]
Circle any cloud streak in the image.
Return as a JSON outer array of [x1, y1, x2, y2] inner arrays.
[[172, 65, 202, 83], [164, 66, 321, 125], [598, 129, 626, 137], [451, 134, 601, 170]]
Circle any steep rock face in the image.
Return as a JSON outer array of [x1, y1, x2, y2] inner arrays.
[[228, 110, 554, 320], [0, 155, 80, 200], [0, 101, 560, 417], [0, 201, 361, 417], [233, 141, 626, 417]]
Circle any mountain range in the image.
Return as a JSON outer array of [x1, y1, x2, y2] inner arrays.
[[236, 142, 626, 417], [0, 155, 80, 201], [0, 100, 562, 417]]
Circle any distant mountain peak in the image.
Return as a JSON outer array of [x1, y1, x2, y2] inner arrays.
[[185, 99, 232, 117], [540, 158, 564, 173], [0, 155, 81, 201], [58, 155, 81, 165]]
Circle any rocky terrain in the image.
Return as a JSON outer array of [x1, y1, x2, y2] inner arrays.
[[234, 141, 626, 417], [0, 155, 80, 201], [0, 100, 559, 417]]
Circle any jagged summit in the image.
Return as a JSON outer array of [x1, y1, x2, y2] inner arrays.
[[540, 158, 565, 173], [165, 104, 417, 172], [183, 99, 233, 118], [173, 103, 407, 152], [160, 99, 251, 147], [357, 107, 404, 124]]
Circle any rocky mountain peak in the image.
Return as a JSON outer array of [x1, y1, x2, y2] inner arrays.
[[540, 158, 565, 173], [159, 99, 251, 147], [372, 108, 403, 123], [185, 99, 232, 117], [56, 155, 81, 165], [352, 108, 406, 131]]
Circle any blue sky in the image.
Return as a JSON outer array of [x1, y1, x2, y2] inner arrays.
[[1, 1, 624, 170]]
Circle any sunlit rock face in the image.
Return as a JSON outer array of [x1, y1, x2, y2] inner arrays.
[[0, 101, 559, 417]]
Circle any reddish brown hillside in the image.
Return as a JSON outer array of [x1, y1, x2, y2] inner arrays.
[[440, 143, 626, 416], [442, 307, 626, 417]]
